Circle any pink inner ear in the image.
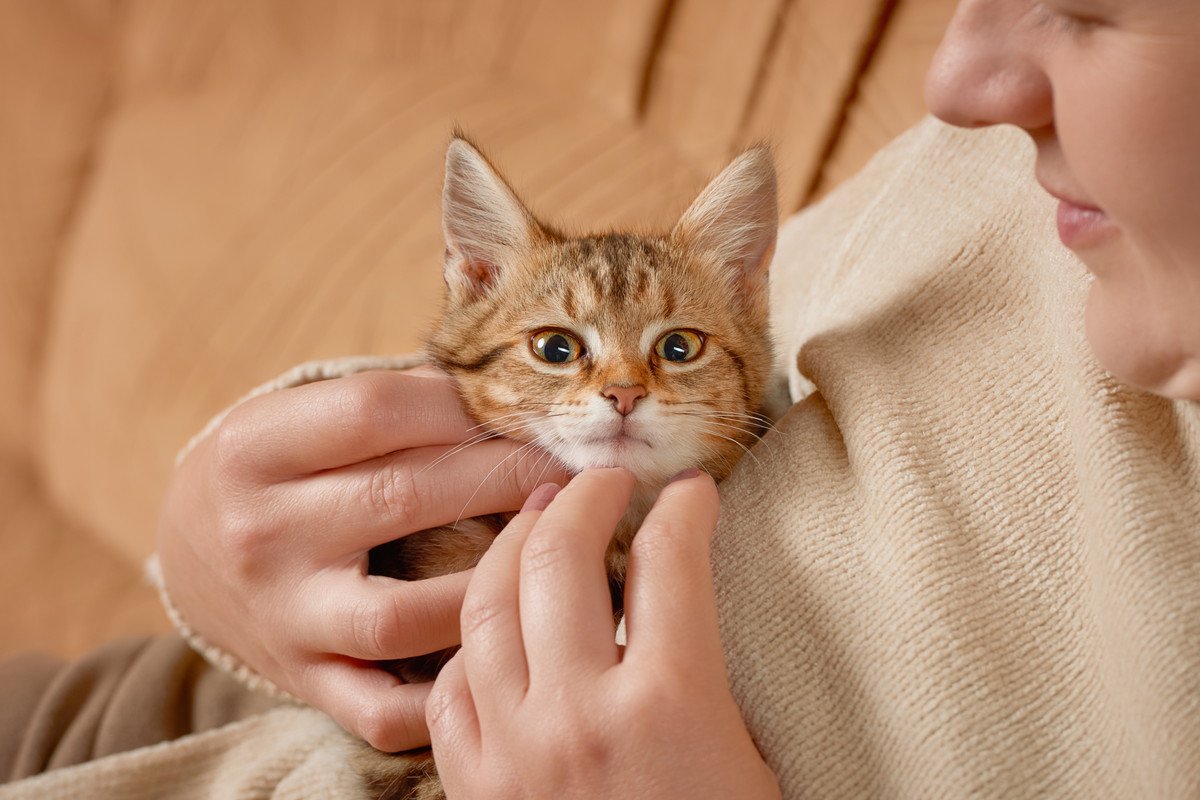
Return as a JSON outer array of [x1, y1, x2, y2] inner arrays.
[[465, 258, 497, 291]]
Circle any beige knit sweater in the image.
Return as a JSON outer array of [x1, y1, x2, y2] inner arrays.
[[4, 117, 1198, 799]]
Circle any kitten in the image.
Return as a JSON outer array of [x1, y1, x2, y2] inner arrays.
[[356, 134, 778, 799]]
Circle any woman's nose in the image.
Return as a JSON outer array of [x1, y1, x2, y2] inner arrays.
[[925, 0, 1054, 132]]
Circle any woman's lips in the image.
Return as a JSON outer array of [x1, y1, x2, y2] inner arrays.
[[1054, 198, 1117, 250]]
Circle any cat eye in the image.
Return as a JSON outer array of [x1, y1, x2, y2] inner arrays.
[[654, 329, 705, 363], [530, 329, 584, 364]]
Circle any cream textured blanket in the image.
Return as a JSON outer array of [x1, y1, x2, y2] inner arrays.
[[5, 118, 1198, 799]]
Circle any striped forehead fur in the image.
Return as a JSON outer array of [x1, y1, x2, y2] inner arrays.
[[554, 235, 666, 309]]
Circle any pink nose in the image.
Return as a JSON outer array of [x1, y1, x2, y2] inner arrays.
[[602, 384, 647, 416]]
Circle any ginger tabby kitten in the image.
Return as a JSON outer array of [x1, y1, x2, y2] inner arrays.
[[356, 134, 778, 799]]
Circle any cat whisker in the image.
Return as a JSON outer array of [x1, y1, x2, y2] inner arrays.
[[462, 410, 540, 434], [458, 416, 540, 441], [497, 437, 554, 497], [531, 447, 564, 489], [670, 401, 774, 419], [523, 447, 550, 487], [411, 417, 540, 481], [677, 410, 767, 429], [679, 408, 776, 428], [412, 431, 501, 478], [668, 403, 776, 426], [695, 423, 763, 466], [487, 401, 564, 408], [699, 440, 737, 478], [676, 413, 773, 453], [465, 409, 574, 435], [697, 419, 763, 444], [675, 410, 777, 441], [451, 441, 540, 531], [414, 408, 578, 490], [691, 409, 773, 423]]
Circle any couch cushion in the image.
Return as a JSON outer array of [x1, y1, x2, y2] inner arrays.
[[37, 65, 706, 563], [0, 455, 167, 659], [113, 0, 668, 116], [0, 0, 116, 459]]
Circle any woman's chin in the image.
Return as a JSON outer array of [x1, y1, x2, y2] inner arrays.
[[1085, 286, 1200, 400]]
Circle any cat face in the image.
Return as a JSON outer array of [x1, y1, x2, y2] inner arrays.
[[427, 137, 777, 485]]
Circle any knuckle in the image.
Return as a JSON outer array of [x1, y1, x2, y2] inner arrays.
[[632, 518, 696, 559], [631, 671, 682, 709], [368, 458, 422, 524], [348, 598, 395, 658], [520, 531, 571, 576], [424, 681, 457, 733], [394, 585, 441, 650], [619, 672, 692, 727], [546, 714, 613, 770], [572, 730, 614, 768], [211, 410, 259, 476], [354, 702, 395, 751], [213, 503, 270, 572], [388, 712, 425, 753], [458, 594, 504, 639], [356, 694, 425, 753], [335, 372, 395, 437], [205, 483, 275, 562]]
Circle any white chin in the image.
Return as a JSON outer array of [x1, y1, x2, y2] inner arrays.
[[554, 437, 690, 483]]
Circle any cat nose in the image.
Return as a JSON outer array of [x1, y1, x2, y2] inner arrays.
[[602, 384, 647, 416]]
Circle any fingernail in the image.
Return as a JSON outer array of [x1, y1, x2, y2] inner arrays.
[[521, 482, 561, 512], [670, 468, 702, 483]]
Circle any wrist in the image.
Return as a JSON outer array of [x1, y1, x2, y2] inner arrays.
[[145, 552, 299, 702]]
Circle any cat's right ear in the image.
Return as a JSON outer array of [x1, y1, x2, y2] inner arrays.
[[441, 136, 539, 302]]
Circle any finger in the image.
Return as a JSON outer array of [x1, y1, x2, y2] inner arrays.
[[215, 370, 478, 480], [289, 437, 572, 553], [460, 484, 559, 725], [307, 569, 473, 661], [302, 659, 434, 752], [402, 364, 447, 379], [622, 470, 725, 668], [519, 469, 631, 678], [426, 650, 480, 781]]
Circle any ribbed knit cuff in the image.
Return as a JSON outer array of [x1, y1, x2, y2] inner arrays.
[[144, 553, 299, 701]]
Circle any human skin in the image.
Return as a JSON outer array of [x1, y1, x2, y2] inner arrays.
[[426, 469, 781, 800], [155, 368, 571, 750], [925, 0, 1200, 400]]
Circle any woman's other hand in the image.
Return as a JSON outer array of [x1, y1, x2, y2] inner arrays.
[[155, 369, 570, 751], [427, 468, 781, 800]]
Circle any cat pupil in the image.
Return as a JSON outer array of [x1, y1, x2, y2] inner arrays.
[[664, 333, 689, 361], [545, 334, 572, 363]]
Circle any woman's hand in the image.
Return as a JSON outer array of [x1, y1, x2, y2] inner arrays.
[[155, 368, 570, 751], [426, 468, 781, 800]]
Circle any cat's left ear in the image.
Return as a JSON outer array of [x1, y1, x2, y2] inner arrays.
[[442, 135, 541, 302], [671, 146, 777, 297]]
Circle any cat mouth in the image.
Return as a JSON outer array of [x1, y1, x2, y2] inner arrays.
[[580, 433, 652, 449]]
